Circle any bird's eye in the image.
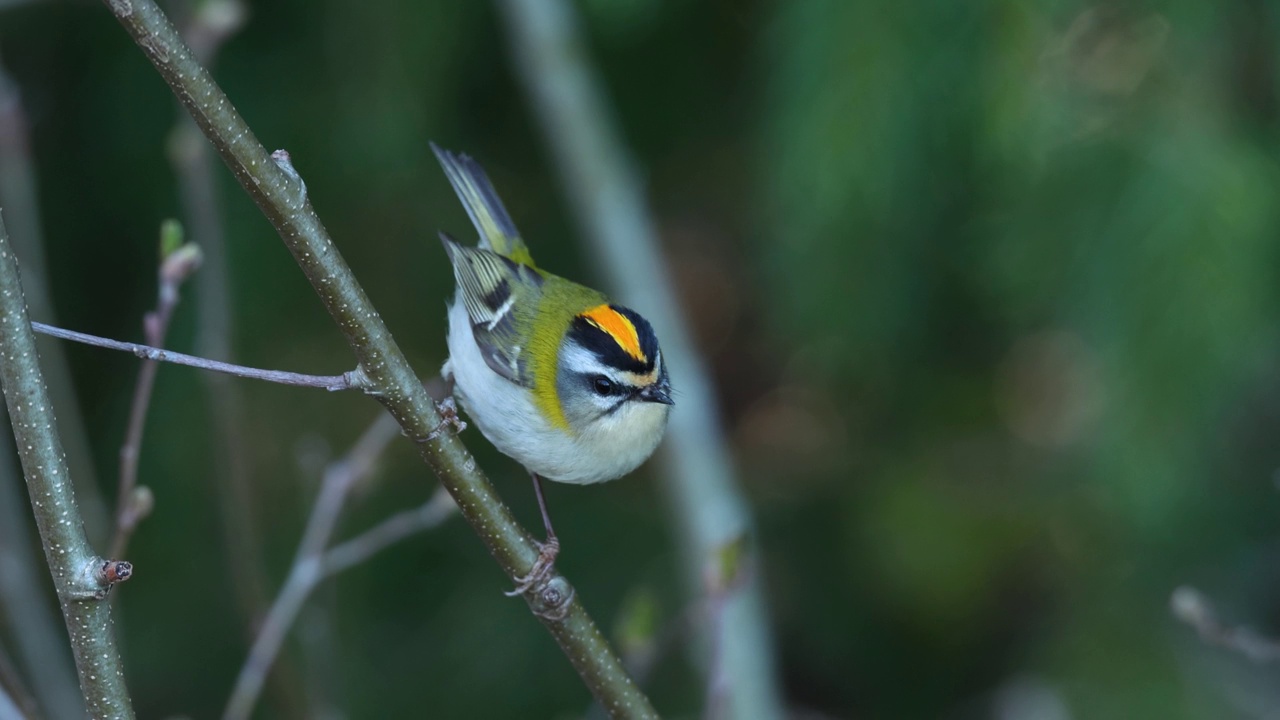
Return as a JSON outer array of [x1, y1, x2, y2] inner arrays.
[[592, 376, 615, 396]]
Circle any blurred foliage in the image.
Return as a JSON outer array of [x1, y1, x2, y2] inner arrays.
[[1, 0, 1280, 718]]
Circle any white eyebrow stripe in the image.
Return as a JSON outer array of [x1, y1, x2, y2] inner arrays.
[[485, 295, 517, 331], [561, 343, 634, 382], [561, 344, 615, 376]]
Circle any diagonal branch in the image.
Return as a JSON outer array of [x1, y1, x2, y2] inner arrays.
[[223, 413, 453, 720], [100, 1, 657, 716], [321, 489, 456, 575], [0, 210, 135, 718]]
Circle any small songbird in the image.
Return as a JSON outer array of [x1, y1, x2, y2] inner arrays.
[[433, 144, 673, 594]]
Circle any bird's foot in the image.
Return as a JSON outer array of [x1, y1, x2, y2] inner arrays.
[[418, 396, 467, 443], [505, 535, 560, 598], [436, 396, 467, 433]]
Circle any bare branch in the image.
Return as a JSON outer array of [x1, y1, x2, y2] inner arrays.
[[0, 210, 134, 718], [1171, 585, 1280, 663], [223, 414, 452, 720], [111, 224, 200, 559], [322, 487, 456, 576], [32, 322, 367, 391]]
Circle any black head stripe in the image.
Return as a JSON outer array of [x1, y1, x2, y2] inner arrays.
[[568, 304, 660, 375]]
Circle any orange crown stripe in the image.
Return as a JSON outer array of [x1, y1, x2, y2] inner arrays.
[[581, 304, 645, 362]]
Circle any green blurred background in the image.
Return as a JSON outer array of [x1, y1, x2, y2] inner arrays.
[[4, 0, 1280, 717]]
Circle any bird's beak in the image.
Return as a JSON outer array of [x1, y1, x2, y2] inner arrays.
[[639, 384, 674, 406]]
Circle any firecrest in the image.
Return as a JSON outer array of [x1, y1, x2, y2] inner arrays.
[[433, 144, 673, 594]]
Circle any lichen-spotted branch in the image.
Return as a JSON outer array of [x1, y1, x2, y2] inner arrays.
[[0, 211, 134, 719]]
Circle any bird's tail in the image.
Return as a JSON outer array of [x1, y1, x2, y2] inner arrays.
[[431, 143, 534, 267]]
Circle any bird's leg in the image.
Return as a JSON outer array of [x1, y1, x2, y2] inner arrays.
[[531, 472, 558, 545], [505, 472, 561, 597]]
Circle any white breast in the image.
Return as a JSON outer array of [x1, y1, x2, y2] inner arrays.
[[442, 298, 663, 484]]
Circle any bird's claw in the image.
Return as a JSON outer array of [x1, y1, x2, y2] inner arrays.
[[418, 396, 467, 443], [505, 536, 560, 598]]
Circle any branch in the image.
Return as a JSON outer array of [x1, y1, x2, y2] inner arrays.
[[495, 0, 783, 717], [32, 322, 366, 391], [0, 210, 134, 718], [321, 488, 455, 575], [1171, 585, 1280, 662], [223, 413, 452, 720], [111, 224, 200, 559], [101, 1, 658, 716], [223, 491, 457, 720]]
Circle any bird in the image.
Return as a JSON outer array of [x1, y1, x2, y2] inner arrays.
[[432, 144, 673, 596]]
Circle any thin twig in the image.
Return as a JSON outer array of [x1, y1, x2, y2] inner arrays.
[[1171, 585, 1280, 662], [223, 414, 451, 720], [322, 488, 456, 575], [31, 322, 366, 391], [222, 561, 317, 720], [495, 1, 783, 717], [102, 2, 658, 716], [0, 210, 135, 718], [111, 233, 201, 559], [298, 414, 404, 560]]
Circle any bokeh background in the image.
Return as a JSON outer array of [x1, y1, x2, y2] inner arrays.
[[3, 0, 1280, 718]]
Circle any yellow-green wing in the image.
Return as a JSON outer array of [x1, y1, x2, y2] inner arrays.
[[431, 143, 535, 267], [441, 234, 542, 386]]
